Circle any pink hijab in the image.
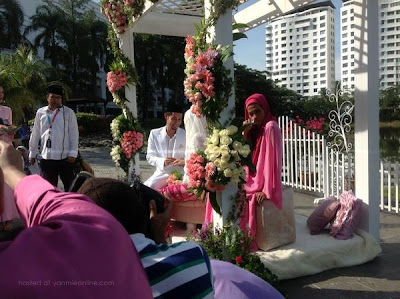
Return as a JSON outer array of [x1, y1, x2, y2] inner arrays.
[[244, 94, 276, 166]]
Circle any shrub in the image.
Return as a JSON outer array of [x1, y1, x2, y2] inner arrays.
[[76, 113, 109, 135]]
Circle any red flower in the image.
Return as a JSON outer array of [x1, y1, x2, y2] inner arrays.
[[235, 256, 243, 264]]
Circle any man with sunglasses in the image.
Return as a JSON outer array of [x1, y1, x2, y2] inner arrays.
[[29, 85, 79, 191]]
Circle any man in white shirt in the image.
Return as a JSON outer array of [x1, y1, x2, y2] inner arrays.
[[29, 85, 79, 190], [144, 104, 186, 190]]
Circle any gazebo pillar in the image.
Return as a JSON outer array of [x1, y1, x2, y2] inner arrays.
[[353, 0, 380, 240], [120, 29, 141, 180], [204, 1, 236, 227]]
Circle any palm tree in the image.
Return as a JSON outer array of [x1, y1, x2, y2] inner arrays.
[[0, 0, 25, 49], [76, 10, 108, 97], [0, 46, 53, 121], [24, 3, 65, 67]]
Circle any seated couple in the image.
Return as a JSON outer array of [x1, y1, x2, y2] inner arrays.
[[144, 94, 284, 251]]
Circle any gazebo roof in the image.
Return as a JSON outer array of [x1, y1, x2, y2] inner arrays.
[[129, 0, 318, 36]]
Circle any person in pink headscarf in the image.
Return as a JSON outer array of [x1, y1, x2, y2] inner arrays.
[[241, 93, 283, 250]]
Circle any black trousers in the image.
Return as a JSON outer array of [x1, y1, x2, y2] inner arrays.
[[40, 159, 75, 191]]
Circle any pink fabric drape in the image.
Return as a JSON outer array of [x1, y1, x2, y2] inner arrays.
[[159, 183, 197, 202]]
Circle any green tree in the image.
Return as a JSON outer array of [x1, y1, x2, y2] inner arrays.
[[134, 34, 186, 120], [24, 3, 65, 67], [27, 0, 109, 99], [74, 10, 108, 97], [0, 46, 54, 121], [380, 84, 400, 121], [234, 64, 301, 118], [0, 0, 25, 49]]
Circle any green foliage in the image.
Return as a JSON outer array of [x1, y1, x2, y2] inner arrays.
[[0, 46, 54, 122], [25, 0, 110, 99], [187, 223, 280, 290], [380, 84, 400, 122], [0, 0, 25, 49], [76, 112, 108, 134], [134, 33, 186, 120], [234, 63, 301, 118]]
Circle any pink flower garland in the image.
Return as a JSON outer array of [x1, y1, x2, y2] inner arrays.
[[102, 0, 128, 34], [121, 130, 143, 159], [184, 35, 219, 117], [107, 69, 128, 93], [186, 152, 224, 193]]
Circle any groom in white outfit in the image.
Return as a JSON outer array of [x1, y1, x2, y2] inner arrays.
[[144, 104, 186, 190]]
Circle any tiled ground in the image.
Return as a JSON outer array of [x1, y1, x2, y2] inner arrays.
[[280, 191, 400, 298]]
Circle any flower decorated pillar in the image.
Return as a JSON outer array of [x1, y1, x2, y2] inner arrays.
[[204, 0, 237, 227], [119, 28, 141, 181]]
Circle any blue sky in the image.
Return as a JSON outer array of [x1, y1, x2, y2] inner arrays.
[[95, 0, 343, 77]]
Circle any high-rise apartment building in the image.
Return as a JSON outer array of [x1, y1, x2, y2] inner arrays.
[[340, 0, 355, 91], [379, 0, 400, 89], [341, 0, 400, 91], [265, 1, 336, 97]]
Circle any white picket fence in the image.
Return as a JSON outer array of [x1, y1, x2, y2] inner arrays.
[[278, 116, 399, 214]]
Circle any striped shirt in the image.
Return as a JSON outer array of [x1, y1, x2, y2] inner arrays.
[[131, 234, 214, 298]]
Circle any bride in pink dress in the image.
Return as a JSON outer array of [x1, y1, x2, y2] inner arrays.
[[240, 93, 283, 250], [0, 85, 19, 231]]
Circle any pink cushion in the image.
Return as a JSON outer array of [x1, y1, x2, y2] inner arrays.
[[330, 190, 362, 240], [307, 196, 340, 235]]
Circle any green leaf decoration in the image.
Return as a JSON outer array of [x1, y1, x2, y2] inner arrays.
[[209, 192, 221, 215], [233, 32, 247, 42]]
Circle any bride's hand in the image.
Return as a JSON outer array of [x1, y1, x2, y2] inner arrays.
[[255, 192, 267, 204]]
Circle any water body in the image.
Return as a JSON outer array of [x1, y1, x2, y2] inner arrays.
[[380, 127, 400, 162]]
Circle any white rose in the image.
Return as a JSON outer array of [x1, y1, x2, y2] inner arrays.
[[221, 152, 231, 162], [220, 160, 229, 170], [224, 168, 233, 177], [232, 141, 242, 150], [210, 135, 219, 146], [219, 145, 229, 152], [214, 158, 221, 168], [219, 129, 229, 137], [239, 144, 251, 157], [220, 136, 232, 145], [226, 125, 238, 135]]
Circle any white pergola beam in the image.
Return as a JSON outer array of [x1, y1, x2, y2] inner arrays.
[[131, 12, 201, 37], [233, 0, 314, 31]]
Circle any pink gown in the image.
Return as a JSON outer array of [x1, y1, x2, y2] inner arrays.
[[0, 105, 19, 223], [204, 121, 283, 251], [240, 121, 283, 250]]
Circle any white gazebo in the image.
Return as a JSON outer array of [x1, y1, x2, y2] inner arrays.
[[118, 0, 379, 241]]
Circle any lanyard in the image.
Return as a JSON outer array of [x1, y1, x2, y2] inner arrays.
[[46, 109, 60, 129]]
